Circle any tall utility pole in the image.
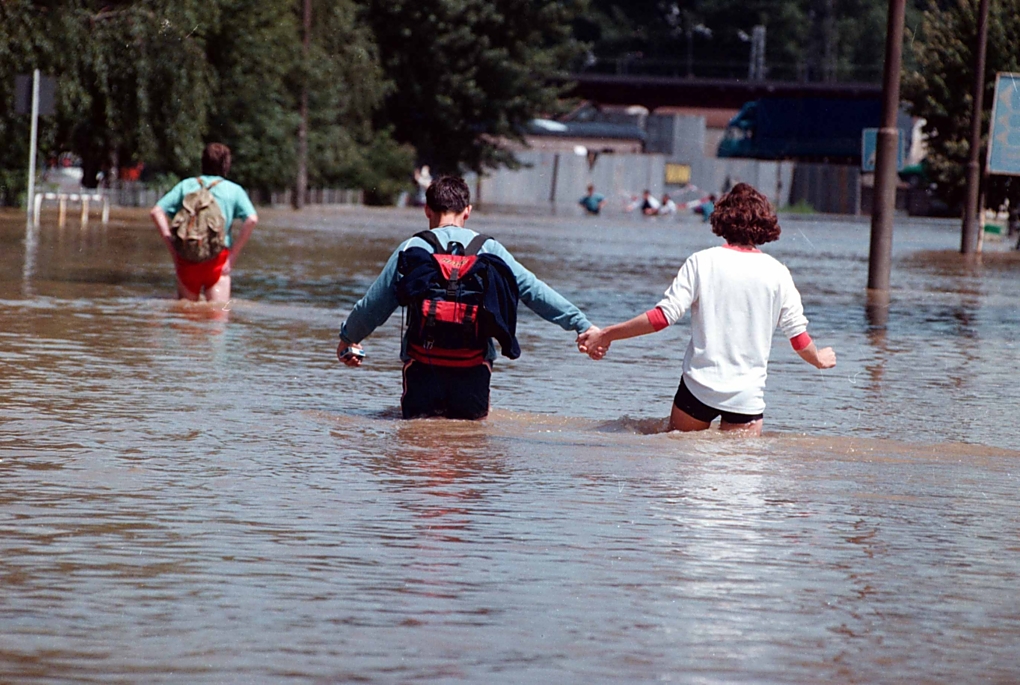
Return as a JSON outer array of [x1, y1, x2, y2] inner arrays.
[[867, 0, 907, 295], [961, 0, 991, 254], [294, 0, 312, 210]]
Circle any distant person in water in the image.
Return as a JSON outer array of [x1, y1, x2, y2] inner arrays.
[[698, 194, 716, 222], [579, 183, 606, 215], [657, 193, 677, 216], [639, 190, 661, 216], [578, 182, 836, 436], [150, 143, 258, 303]]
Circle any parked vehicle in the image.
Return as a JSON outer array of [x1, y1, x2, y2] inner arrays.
[[717, 97, 910, 164]]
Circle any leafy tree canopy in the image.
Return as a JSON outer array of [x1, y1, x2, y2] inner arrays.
[[903, 0, 1020, 211], [0, 0, 407, 203], [575, 0, 929, 82], [361, 0, 589, 174]]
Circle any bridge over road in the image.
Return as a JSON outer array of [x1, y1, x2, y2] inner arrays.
[[561, 74, 884, 112]]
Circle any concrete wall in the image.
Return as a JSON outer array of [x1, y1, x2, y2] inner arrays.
[[468, 150, 666, 213], [468, 112, 864, 215], [690, 157, 796, 210], [789, 164, 860, 214]]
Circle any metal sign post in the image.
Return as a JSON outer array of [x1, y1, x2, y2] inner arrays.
[[26, 70, 40, 227], [16, 71, 56, 226]]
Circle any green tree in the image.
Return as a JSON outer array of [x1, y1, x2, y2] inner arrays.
[[301, 0, 414, 203], [902, 0, 1020, 212], [57, 1, 216, 188], [1, 0, 411, 205], [204, 0, 299, 194], [575, 0, 930, 82], [362, 0, 588, 174], [0, 1, 69, 203]]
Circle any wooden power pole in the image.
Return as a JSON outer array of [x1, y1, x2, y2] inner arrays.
[[867, 0, 907, 295], [961, 0, 991, 254]]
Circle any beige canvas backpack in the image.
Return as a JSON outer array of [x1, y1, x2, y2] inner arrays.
[[170, 178, 227, 262]]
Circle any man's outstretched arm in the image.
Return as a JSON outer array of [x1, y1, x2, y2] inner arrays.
[[484, 241, 592, 333]]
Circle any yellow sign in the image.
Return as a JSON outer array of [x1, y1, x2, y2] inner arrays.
[[665, 163, 691, 185]]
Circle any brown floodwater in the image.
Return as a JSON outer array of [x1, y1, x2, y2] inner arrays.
[[2, 205, 1019, 683]]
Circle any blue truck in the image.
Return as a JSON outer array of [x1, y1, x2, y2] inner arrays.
[[717, 97, 909, 164]]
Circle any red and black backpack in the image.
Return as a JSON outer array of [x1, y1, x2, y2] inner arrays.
[[396, 230, 519, 367]]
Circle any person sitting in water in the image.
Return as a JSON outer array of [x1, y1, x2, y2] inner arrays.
[[657, 193, 677, 216], [337, 176, 599, 420], [578, 183, 606, 215], [578, 183, 836, 436], [639, 190, 661, 216]]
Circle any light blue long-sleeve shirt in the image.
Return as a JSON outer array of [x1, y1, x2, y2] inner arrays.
[[339, 225, 592, 361]]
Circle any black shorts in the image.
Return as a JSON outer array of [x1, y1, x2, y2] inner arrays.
[[402, 360, 491, 420], [673, 377, 763, 425]]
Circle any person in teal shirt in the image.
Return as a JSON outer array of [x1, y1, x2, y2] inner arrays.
[[150, 143, 258, 302], [579, 183, 606, 215]]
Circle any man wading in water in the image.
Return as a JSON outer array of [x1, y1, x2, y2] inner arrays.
[[150, 143, 258, 303], [337, 176, 598, 419]]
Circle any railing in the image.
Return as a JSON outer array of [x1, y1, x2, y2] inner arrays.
[[102, 182, 363, 208], [33, 192, 110, 227], [578, 58, 883, 84]]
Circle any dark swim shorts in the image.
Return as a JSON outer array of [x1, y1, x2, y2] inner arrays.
[[673, 377, 763, 425], [402, 360, 491, 420]]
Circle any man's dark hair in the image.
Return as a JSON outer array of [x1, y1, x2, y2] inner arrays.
[[201, 143, 232, 177], [426, 176, 470, 214], [709, 182, 781, 246]]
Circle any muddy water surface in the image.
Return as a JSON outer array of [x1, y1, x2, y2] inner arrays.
[[2, 206, 1019, 683]]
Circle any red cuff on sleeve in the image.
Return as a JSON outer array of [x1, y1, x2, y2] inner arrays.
[[646, 307, 669, 331], [790, 332, 812, 351]]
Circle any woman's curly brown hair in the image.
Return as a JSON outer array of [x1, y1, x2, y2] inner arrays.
[[709, 182, 781, 246]]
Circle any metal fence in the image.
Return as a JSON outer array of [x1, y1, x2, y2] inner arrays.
[[102, 182, 362, 208]]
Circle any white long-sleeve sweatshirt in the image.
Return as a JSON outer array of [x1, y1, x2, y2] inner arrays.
[[654, 244, 809, 415]]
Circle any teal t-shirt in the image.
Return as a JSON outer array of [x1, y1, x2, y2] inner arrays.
[[156, 176, 257, 247], [579, 192, 605, 214]]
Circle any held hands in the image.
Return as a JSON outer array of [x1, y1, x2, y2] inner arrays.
[[337, 341, 365, 367], [576, 326, 610, 360]]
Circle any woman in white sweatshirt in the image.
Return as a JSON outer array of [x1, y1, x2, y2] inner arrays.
[[579, 183, 836, 436]]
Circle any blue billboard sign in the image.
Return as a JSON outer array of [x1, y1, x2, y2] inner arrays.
[[987, 73, 1020, 176], [861, 128, 905, 173]]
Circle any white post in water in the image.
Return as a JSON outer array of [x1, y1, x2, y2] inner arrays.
[[26, 69, 40, 227]]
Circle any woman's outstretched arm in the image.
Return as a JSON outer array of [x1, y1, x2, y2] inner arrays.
[[578, 308, 668, 360]]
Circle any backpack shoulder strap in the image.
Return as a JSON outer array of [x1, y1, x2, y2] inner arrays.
[[413, 230, 445, 254], [465, 233, 492, 256], [207, 179, 222, 190], [196, 177, 206, 190]]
